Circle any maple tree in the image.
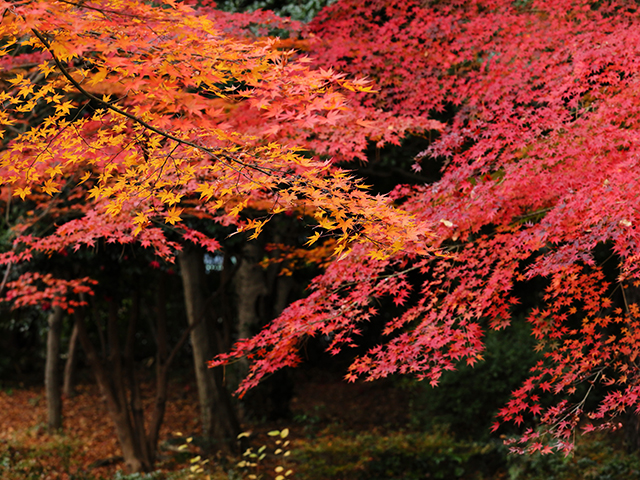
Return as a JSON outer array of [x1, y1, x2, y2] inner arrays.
[[212, 0, 640, 457], [7, 0, 640, 466], [0, 0, 433, 472], [0, 0, 433, 290]]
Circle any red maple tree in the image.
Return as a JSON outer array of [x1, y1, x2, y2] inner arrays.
[[213, 0, 640, 454], [5, 0, 640, 461]]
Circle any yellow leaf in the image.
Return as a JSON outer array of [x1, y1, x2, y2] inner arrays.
[[88, 186, 102, 200], [38, 62, 57, 78], [105, 202, 122, 216], [88, 68, 109, 86], [42, 180, 60, 196], [46, 165, 63, 178], [8, 73, 24, 85], [132, 224, 144, 237], [78, 171, 91, 185], [13, 187, 31, 200], [305, 231, 321, 246], [55, 101, 75, 116], [165, 207, 183, 225]]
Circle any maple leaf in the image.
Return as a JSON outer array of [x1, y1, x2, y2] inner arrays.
[[164, 207, 183, 225], [13, 187, 31, 200], [54, 101, 75, 116], [42, 179, 60, 196]]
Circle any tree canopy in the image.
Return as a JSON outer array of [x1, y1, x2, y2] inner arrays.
[[3, 0, 640, 458], [214, 0, 640, 454]]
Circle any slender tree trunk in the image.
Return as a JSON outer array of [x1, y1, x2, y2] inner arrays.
[[74, 305, 150, 473], [124, 290, 152, 466], [179, 246, 239, 450], [63, 320, 79, 398], [235, 242, 267, 419], [236, 242, 268, 341], [45, 305, 64, 432], [147, 273, 174, 458], [234, 241, 295, 420], [147, 274, 168, 460]]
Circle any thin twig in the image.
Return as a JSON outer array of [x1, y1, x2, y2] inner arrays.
[[0, 261, 11, 297]]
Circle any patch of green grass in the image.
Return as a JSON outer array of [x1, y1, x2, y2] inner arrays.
[[293, 425, 504, 480], [507, 433, 640, 480], [290, 422, 640, 480]]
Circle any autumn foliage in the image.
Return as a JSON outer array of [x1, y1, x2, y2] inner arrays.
[[0, 0, 429, 269], [214, 0, 640, 455], [4, 0, 640, 459]]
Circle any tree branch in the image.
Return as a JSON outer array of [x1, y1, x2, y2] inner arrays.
[[29, 28, 276, 178]]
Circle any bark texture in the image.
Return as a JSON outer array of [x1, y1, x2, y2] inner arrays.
[[63, 320, 79, 398], [179, 246, 239, 450], [45, 306, 64, 432], [73, 277, 192, 472], [234, 241, 294, 421]]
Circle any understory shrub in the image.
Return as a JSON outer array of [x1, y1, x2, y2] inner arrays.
[[293, 427, 503, 480]]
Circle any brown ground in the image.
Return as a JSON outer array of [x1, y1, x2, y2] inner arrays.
[[0, 370, 411, 479], [0, 379, 202, 478]]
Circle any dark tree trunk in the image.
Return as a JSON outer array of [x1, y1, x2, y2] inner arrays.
[[234, 241, 294, 421], [147, 273, 169, 461], [79, 299, 150, 472], [179, 246, 239, 450], [63, 320, 79, 398], [235, 242, 268, 342], [73, 280, 193, 473], [45, 306, 64, 432]]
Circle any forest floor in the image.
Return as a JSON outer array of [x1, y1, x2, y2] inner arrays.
[[0, 369, 414, 479], [2, 369, 640, 480], [0, 375, 201, 479]]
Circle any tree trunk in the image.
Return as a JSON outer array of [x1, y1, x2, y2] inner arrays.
[[45, 305, 64, 432], [234, 241, 268, 420], [63, 320, 79, 398], [236, 242, 268, 342], [147, 273, 169, 462], [71, 276, 195, 472], [179, 246, 239, 450], [234, 241, 295, 420], [74, 305, 151, 472]]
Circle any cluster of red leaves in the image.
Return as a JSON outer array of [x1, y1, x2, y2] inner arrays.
[[2, 272, 96, 312], [213, 0, 640, 454]]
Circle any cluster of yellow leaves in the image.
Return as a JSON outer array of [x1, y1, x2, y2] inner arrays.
[[0, 0, 431, 259]]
